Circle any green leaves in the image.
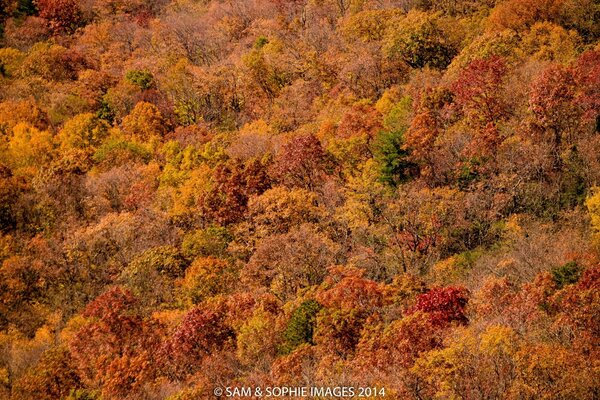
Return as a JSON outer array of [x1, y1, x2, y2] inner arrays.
[[281, 300, 322, 354]]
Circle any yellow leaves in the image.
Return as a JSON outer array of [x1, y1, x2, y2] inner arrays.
[[19, 42, 70, 81], [521, 22, 581, 63], [383, 10, 460, 70], [503, 214, 524, 240], [585, 186, 600, 248], [235, 308, 279, 367], [510, 343, 596, 400], [374, 86, 403, 116], [340, 9, 404, 43], [339, 159, 388, 231], [413, 325, 520, 400], [3, 123, 54, 175], [57, 113, 110, 149], [479, 325, 518, 356], [0, 325, 54, 380], [0, 99, 46, 136], [0, 48, 25, 77], [59, 315, 89, 345], [0, 368, 8, 386], [163, 163, 212, 224], [179, 256, 236, 305], [122, 101, 167, 141], [248, 186, 324, 238]]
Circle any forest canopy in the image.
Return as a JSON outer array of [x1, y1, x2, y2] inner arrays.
[[0, 0, 599, 399]]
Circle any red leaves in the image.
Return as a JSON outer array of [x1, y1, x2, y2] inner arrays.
[[556, 266, 600, 341], [409, 286, 469, 327], [529, 64, 577, 129], [69, 287, 164, 398], [83, 286, 137, 320], [36, 0, 83, 34], [450, 56, 511, 156], [529, 50, 600, 133], [201, 159, 271, 225], [573, 50, 600, 124], [271, 134, 329, 191], [453, 56, 508, 126], [163, 303, 234, 377]]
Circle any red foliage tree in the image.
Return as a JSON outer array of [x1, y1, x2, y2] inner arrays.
[[162, 302, 234, 379], [201, 159, 271, 225], [452, 56, 509, 152], [68, 287, 163, 398], [36, 0, 84, 34], [316, 266, 385, 312], [573, 50, 600, 126], [408, 286, 469, 327], [271, 134, 329, 191], [528, 63, 578, 168]]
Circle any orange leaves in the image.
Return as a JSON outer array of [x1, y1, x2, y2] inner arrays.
[[68, 287, 165, 398], [316, 266, 385, 312], [122, 102, 168, 141], [405, 109, 439, 162], [337, 103, 383, 141], [486, 0, 565, 33]]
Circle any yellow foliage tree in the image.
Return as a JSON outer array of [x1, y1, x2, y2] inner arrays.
[[57, 113, 110, 149], [122, 101, 167, 141]]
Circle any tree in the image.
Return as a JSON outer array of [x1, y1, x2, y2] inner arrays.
[[587, 187, 600, 248], [528, 62, 578, 169], [384, 10, 460, 70], [0, 164, 25, 233], [281, 300, 322, 355], [354, 311, 443, 398], [243, 224, 338, 301], [573, 50, 600, 128], [121, 101, 168, 141], [408, 286, 469, 327], [178, 256, 237, 304], [57, 113, 110, 149], [201, 158, 271, 225], [247, 186, 324, 237], [36, 0, 84, 34], [452, 56, 509, 152], [0, 255, 54, 335], [11, 346, 82, 400], [67, 287, 164, 398], [163, 302, 234, 379], [119, 246, 187, 309], [124, 70, 154, 90], [412, 325, 519, 399], [315, 266, 385, 312], [271, 134, 329, 191], [486, 0, 564, 33], [4, 123, 53, 175], [372, 128, 414, 186]]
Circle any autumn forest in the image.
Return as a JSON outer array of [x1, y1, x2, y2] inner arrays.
[[0, 0, 599, 398]]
